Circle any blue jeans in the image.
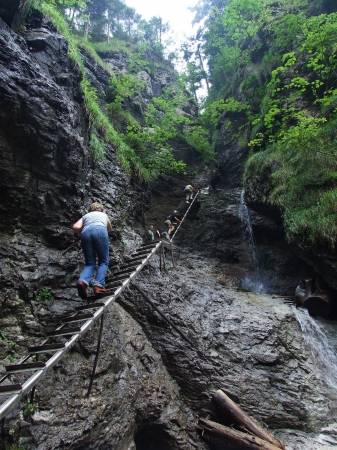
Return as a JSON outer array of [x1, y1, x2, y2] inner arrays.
[[78, 226, 109, 287]]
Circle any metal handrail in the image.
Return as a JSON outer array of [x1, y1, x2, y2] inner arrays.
[[170, 191, 199, 242]]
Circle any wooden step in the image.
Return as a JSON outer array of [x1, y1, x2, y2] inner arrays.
[[62, 313, 94, 323], [46, 327, 81, 337], [121, 255, 145, 267], [75, 302, 105, 311], [108, 273, 131, 282], [5, 362, 45, 373], [0, 384, 22, 395], [28, 343, 65, 354], [105, 280, 124, 289], [140, 243, 158, 250], [112, 267, 137, 277], [119, 262, 141, 270]]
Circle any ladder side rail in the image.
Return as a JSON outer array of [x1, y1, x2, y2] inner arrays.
[[171, 191, 199, 242], [0, 241, 162, 420]]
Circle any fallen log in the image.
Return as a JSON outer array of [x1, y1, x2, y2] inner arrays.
[[295, 278, 330, 316], [198, 418, 283, 450], [212, 390, 283, 449]]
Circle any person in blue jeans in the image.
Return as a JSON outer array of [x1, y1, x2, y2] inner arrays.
[[72, 202, 112, 299]]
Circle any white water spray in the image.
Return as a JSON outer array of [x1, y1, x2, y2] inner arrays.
[[294, 308, 337, 392], [238, 190, 267, 293]]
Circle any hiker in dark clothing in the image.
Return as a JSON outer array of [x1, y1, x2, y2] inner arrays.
[[156, 227, 171, 240], [164, 211, 182, 236]]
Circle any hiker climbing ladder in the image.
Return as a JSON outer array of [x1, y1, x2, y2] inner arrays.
[[0, 188, 205, 420], [0, 241, 162, 420]]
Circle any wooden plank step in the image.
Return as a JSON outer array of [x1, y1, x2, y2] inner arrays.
[[119, 261, 142, 269], [28, 343, 65, 354], [105, 281, 124, 289], [75, 302, 105, 311], [85, 288, 119, 301], [62, 313, 94, 323], [5, 362, 45, 373], [140, 243, 157, 249], [108, 273, 131, 282], [46, 327, 81, 337], [112, 267, 137, 277], [0, 384, 22, 395], [121, 257, 145, 266]]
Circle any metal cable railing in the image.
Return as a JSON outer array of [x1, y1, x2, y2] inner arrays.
[[170, 191, 199, 242]]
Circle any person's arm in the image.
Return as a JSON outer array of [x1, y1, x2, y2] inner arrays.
[[72, 218, 83, 235], [106, 216, 113, 232], [156, 230, 161, 237], [174, 216, 182, 223]]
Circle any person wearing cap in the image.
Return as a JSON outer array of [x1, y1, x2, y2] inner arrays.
[[72, 202, 112, 300]]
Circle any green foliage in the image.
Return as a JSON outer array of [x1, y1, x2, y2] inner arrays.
[[203, 98, 250, 126], [26, 0, 212, 180], [36, 288, 53, 303], [245, 115, 337, 248], [109, 74, 146, 104], [28, 1, 149, 179], [23, 403, 38, 418], [196, 0, 337, 249]]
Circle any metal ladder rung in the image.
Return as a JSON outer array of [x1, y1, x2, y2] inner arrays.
[[28, 343, 65, 353], [46, 327, 81, 337], [5, 362, 46, 373], [0, 384, 22, 395], [75, 302, 105, 311], [62, 313, 94, 323]]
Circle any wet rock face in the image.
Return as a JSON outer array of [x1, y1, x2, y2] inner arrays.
[[2, 303, 207, 450], [119, 253, 337, 444], [174, 188, 310, 295], [0, 17, 209, 449], [0, 0, 20, 26], [0, 17, 141, 293]]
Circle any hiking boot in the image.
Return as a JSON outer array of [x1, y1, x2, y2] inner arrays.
[[77, 281, 87, 300], [93, 286, 107, 296]]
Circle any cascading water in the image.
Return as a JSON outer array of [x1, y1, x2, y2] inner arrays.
[[238, 190, 268, 293], [294, 308, 337, 394]]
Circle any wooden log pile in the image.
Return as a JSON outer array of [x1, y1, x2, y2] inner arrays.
[[197, 390, 286, 450]]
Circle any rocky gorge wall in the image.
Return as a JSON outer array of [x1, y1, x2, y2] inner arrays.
[[0, 12, 206, 449], [1, 5, 337, 450]]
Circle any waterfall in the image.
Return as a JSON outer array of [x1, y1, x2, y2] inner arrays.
[[238, 190, 268, 293], [294, 308, 337, 393]]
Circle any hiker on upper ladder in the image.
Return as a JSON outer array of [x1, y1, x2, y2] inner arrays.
[[183, 184, 196, 203]]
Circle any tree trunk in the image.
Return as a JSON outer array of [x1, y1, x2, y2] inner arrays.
[[295, 277, 330, 316], [196, 44, 210, 94], [212, 390, 283, 449], [83, 15, 90, 40], [198, 418, 283, 450]]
